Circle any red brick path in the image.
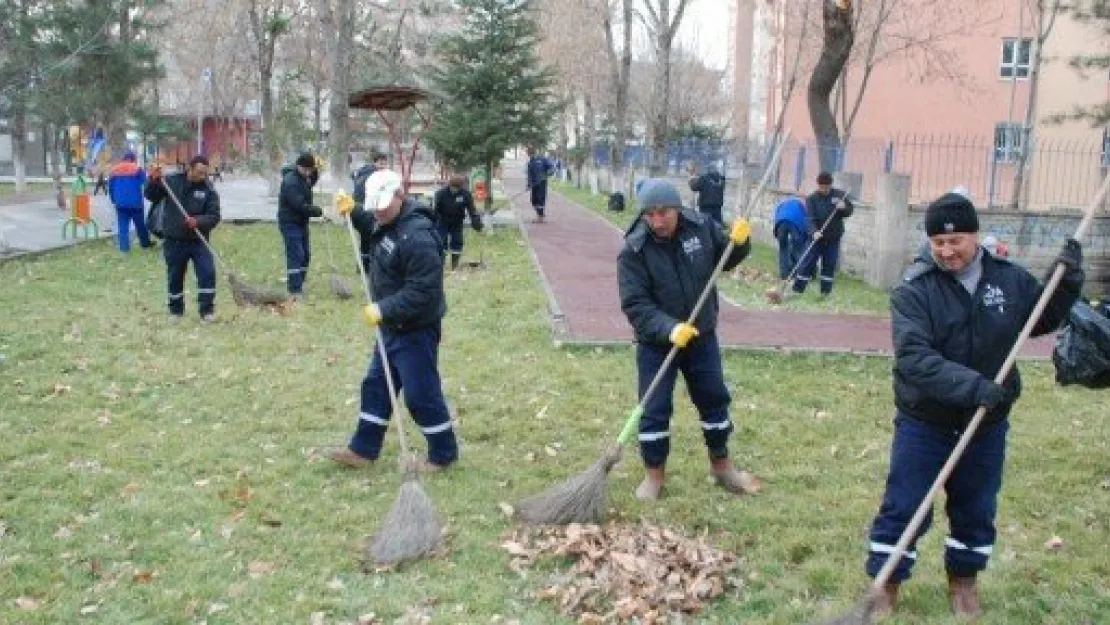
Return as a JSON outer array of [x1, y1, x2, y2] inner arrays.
[[509, 178, 1054, 358]]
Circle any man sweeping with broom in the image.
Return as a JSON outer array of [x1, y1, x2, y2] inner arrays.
[[616, 179, 760, 500], [861, 190, 1084, 619], [328, 169, 459, 471], [144, 156, 222, 322]]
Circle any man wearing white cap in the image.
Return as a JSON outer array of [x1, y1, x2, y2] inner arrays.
[[331, 170, 458, 470]]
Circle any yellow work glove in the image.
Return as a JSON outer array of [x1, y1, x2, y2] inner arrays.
[[362, 303, 382, 327], [335, 191, 355, 216], [730, 218, 752, 245], [668, 322, 699, 348]]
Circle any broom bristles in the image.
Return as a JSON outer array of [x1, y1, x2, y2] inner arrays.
[[806, 590, 878, 625], [515, 446, 622, 526], [227, 273, 289, 308], [367, 471, 442, 566], [329, 273, 353, 299]]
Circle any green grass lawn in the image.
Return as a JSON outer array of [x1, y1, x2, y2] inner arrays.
[[552, 181, 891, 316], [1, 224, 1108, 624], [0, 182, 56, 199]]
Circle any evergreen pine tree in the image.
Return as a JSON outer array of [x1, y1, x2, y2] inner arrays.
[[426, 0, 559, 209]]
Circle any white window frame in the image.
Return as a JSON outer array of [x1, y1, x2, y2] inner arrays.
[[994, 122, 1024, 164], [999, 38, 1032, 80]]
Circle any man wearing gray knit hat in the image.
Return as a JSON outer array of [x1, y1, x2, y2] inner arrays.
[[860, 187, 1085, 619], [616, 179, 760, 501]]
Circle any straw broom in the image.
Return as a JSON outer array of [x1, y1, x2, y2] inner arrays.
[[515, 132, 792, 525], [808, 171, 1109, 625], [336, 191, 441, 565]]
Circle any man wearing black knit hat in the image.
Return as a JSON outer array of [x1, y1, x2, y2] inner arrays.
[[278, 151, 324, 301], [861, 188, 1085, 619]]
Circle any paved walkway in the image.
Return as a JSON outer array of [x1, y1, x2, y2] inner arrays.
[[0, 175, 518, 259], [507, 174, 1055, 358]]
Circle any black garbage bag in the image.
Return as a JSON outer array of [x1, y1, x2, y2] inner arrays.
[[1053, 301, 1110, 388]]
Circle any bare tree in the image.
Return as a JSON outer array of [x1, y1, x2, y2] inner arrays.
[[246, 0, 295, 194], [322, 0, 355, 183], [1011, 0, 1064, 209], [808, 0, 853, 173], [641, 0, 694, 175], [768, 0, 814, 149], [603, 0, 635, 179]]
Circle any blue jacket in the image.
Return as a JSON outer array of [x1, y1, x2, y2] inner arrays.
[[108, 161, 147, 210], [773, 197, 807, 235], [527, 156, 552, 188]]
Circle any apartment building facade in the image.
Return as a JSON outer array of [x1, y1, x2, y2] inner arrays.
[[760, 0, 1109, 209]]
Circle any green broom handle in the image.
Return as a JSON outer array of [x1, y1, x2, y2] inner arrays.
[[615, 131, 792, 447], [870, 171, 1110, 590]]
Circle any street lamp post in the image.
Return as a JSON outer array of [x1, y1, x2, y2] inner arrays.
[[198, 68, 211, 155]]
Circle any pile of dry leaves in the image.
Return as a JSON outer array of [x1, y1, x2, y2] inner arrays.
[[501, 521, 741, 623]]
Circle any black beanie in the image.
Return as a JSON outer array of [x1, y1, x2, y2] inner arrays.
[[295, 152, 316, 168], [925, 192, 978, 237]]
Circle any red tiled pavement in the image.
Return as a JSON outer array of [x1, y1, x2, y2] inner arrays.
[[509, 177, 1054, 358]]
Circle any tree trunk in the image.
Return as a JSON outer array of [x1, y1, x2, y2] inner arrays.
[[605, 0, 633, 178], [649, 27, 674, 176], [261, 67, 281, 195], [807, 0, 854, 174], [583, 95, 596, 188], [327, 0, 354, 186], [1011, 1, 1059, 210], [12, 103, 27, 193]]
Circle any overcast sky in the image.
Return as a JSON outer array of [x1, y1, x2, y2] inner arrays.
[[679, 1, 733, 71]]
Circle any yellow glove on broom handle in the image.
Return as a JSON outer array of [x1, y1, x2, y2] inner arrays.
[[615, 131, 792, 447]]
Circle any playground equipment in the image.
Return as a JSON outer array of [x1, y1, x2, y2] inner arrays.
[[61, 169, 99, 240]]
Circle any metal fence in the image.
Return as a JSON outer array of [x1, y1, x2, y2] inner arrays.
[[587, 133, 1109, 210]]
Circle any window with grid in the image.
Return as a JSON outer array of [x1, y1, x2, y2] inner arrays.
[[994, 122, 1024, 163], [1000, 38, 1032, 79]]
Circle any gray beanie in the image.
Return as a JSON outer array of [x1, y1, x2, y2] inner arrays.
[[637, 178, 682, 210]]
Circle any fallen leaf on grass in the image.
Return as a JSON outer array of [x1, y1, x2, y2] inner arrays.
[[326, 577, 345, 591], [80, 604, 98, 614], [310, 611, 326, 625], [1045, 535, 1064, 551], [357, 613, 381, 625], [15, 596, 41, 610], [247, 560, 275, 578], [498, 502, 515, 518], [52, 382, 72, 395], [132, 569, 155, 584]]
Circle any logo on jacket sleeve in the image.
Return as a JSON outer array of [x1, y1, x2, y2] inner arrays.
[[983, 283, 1006, 313]]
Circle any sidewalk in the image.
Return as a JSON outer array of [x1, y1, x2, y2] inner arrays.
[[0, 175, 518, 260], [508, 175, 1055, 358]]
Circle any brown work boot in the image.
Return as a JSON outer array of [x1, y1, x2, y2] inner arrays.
[[869, 583, 899, 619], [947, 574, 983, 620], [710, 458, 761, 495], [327, 447, 374, 468], [635, 467, 665, 501]]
